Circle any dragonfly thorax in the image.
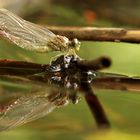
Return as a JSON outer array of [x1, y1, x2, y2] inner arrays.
[[47, 35, 80, 53]]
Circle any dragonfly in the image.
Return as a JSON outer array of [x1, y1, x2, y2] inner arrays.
[[0, 8, 80, 54], [0, 8, 140, 132], [0, 54, 140, 132]]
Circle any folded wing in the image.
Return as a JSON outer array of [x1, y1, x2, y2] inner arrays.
[[0, 8, 56, 53]]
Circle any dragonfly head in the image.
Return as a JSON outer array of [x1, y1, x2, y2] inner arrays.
[[69, 38, 81, 51]]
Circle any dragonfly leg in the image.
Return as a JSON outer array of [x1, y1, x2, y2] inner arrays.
[[66, 49, 81, 60], [48, 89, 70, 107], [49, 52, 64, 64], [81, 82, 110, 129], [68, 91, 80, 104]]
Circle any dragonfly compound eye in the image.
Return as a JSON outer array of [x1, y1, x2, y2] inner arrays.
[[73, 38, 81, 51], [68, 38, 81, 51]]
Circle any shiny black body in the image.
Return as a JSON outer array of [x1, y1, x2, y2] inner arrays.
[[44, 55, 110, 128]]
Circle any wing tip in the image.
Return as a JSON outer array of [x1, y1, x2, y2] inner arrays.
[[0, 8, 9, 13]]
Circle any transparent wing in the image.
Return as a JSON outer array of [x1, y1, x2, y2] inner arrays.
[[0, 75, 69, 131], [0, 8, 56, 53]]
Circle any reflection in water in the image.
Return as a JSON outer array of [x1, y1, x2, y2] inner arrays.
[[0, 55, 140, 140], [0, 54, 112, 131], [0, 79, 73, 131]]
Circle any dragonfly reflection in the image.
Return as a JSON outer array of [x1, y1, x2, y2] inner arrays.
[[0, 55, 140, 131]]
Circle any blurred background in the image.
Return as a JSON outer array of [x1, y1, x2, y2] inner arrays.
[[0, 0, 140, 140]]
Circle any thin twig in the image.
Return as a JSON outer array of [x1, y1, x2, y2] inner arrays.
[[1, 58, 140, 92], [81, 77, 110, 128], [92, 77, 140, 92], [47, 26, 140, 43], [77, 56, 111, 70], [0, 59, 49, 75]]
